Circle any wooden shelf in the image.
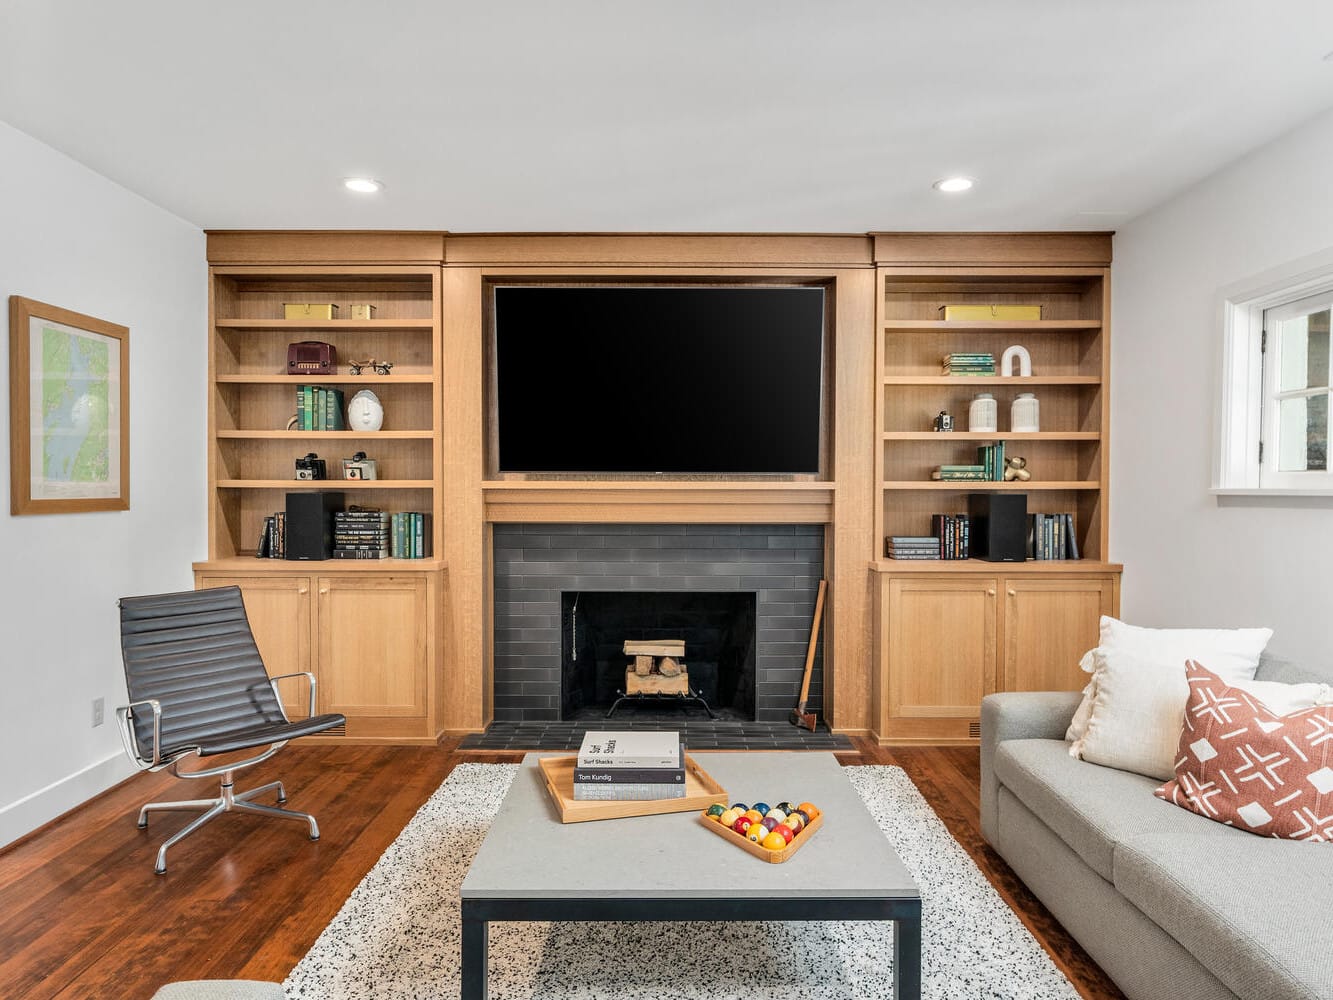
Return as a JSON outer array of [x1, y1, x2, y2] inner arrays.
[[882, 481, 1101, 491], [881, 431, 1100, 441], [882, 319, 1101, 332], [871, 558, 1123, 574], [194, 557, 446, 573], [215, 319, 434, 330], [217, 430, 433, 440], [216, 374, 435, 384], [880, 375, 1100, 386], [218, 480, 435, 490]]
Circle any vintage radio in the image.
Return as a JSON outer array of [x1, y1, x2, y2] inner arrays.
[[287, 341, 337, 375]]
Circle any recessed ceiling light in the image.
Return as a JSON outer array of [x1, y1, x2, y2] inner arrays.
[[933, 176, 975, 193], [343, 177, 384, 194]]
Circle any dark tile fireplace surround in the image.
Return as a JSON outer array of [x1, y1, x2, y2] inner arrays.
[[458, 524, 851, 751]]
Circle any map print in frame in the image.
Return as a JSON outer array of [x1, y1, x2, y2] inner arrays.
[[10, 296, 129, 514]]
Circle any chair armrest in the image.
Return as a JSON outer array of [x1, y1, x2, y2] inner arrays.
[[116, 698, 162, 768], [979, 690, 1083, 845], [268, 671, 317, 719]]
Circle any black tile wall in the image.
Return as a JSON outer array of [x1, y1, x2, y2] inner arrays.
[[493, 524, 825, 723]]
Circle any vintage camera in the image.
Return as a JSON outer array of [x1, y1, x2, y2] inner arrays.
[[341, 451, 378, 481], [294, 452, 327, 480]]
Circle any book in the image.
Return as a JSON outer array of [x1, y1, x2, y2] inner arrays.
[[577, 730, 680, 769], [571, 782, 687, 801], [257, 516, 274, 558], [1064, 513, 1080, 559], [574, 743, 684, 784], [332, 548, 389, 559]]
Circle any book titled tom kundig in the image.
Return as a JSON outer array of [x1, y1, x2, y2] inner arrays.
[[576, 731, 681, 769]]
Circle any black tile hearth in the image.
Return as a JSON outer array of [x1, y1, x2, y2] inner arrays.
[[457, 719, 854, 752]]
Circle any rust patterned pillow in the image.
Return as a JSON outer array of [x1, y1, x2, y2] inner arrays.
[[1155, 660, 1333, 841]]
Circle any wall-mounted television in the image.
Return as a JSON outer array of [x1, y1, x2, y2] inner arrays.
[[493, 285, 826, 474]]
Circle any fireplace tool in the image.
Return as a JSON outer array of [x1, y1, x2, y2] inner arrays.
[[789, 579, 827, 732]]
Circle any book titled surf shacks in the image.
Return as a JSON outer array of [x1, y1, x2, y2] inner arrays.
[[572, 731, 686, 800]]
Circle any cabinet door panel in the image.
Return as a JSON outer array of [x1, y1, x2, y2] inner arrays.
[[886, 578, 997, 718], [193, 575, 312, 718], [1003, 577, 1115, 692], [317, 576, 427, 718]]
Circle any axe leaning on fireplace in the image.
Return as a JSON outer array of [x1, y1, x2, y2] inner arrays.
[[788, 579, 827, 733]]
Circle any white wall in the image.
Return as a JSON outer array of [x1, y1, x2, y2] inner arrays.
[[0, 122, 206, 846], [1112, 106, 1333, 667]]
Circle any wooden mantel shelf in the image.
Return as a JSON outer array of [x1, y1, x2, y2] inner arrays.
[[482, 480, 836, 524]]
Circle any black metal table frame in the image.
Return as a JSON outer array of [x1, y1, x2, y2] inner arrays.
[[461, 894, 922, 999]]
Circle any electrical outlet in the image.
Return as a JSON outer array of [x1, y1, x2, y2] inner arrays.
[[92, 697, 105, 728]]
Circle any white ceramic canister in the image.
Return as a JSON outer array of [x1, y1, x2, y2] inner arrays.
[[1011, 392, 1040, 433], [968, 392, 998, 433]]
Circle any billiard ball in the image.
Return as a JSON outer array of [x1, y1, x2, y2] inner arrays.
[[766, 808, 787, 826], [790, 809, 810, 828], [785, 812, 805, 833], [773, 824, 795, 845], [761, 831, 787, 851], [774, 801, 795, 815], [746, 825, 766, 843], [760, 816, 779, 832], [732, 816, 753, 835], [798, 801, 820, 819], [744, 809, 764, 824], [730, 803, 748, 813], [719, 808, 740, 827], [706, 804, 726, 820], [752, 801, 771, 816]]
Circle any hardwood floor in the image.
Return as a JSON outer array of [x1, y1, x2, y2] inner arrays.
[[0, 739, 1125, 999]]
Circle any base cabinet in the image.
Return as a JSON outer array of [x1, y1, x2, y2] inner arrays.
[[193, 564, 444, 743], [873, 567, 1119, 743]]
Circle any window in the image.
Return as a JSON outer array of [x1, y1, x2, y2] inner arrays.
[[1217, 253, 1333, 494]]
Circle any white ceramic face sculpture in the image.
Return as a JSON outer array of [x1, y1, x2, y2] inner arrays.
[[347, 389, 384, 432]]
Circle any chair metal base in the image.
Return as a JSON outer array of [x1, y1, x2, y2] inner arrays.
[[137, 770, 320, 875]]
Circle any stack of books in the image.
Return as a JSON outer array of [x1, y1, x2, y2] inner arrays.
[[1029, 512, 1080, 560], [389, 512, 432, 558], [931, 464, 988, 481], [294, 385, 346, 430], [572, 730, 686, 800], [930, 513, 971, 559], [941, 353, 995, 376], [333, 509, 390, 559], [976, 442, 1007, 481], [885, 536, 941, 560]]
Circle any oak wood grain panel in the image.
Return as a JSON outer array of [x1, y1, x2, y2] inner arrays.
[[441, 266, 488, 731], [443, 233, 873, 267], [872, 233, 1113, 267], [317, 576, 428, 718], [885, 576, 998, 719], [1002, 577, 1116, 692], [207, 231, 446, 265]]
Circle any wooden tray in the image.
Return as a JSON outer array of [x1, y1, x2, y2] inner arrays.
[[697, 808, 824, 863], [538, 753, 727, 824]]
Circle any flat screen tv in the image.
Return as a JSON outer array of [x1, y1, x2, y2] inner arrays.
[[494, 285, 825, 474]]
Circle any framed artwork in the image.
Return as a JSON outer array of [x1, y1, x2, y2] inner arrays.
[[9, 296, 129, 514]]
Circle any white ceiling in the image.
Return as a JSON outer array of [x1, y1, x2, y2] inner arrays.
[[3, 0, 1333, 233]]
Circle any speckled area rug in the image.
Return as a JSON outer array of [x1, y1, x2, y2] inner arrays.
[[285, 764, 1078, 1000]]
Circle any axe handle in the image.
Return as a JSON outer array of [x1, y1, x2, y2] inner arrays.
[[795, 580, 827, 711]]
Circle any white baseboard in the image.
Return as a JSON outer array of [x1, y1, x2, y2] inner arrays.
[[0, 752, 135, 850]]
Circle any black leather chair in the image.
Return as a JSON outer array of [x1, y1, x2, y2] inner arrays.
[[116, 586, 345, 874]]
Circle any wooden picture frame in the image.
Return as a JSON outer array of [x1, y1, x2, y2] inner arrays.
[[9, 296, 129, 514]]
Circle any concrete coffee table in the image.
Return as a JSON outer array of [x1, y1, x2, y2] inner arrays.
[[459, 751, 921, 998]]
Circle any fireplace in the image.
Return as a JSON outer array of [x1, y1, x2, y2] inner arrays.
[[561, 590, 757, 720], [492, 524, 824, 723]]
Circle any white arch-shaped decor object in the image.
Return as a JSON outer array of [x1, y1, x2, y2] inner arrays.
[[1000, 344, 1032, 377]]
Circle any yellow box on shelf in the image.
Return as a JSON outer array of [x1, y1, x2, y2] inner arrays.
[[939, 304, 1043, 321], [283, 303, 339, 319]]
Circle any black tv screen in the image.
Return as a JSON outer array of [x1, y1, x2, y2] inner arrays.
[[494, 286, 825, 474]]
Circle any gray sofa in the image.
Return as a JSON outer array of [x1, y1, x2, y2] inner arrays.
[[981, 654, 1333, 1000]]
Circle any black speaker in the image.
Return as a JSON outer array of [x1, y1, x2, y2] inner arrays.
[[968, 492, 1028, 562], [285, 491, 345, 561]]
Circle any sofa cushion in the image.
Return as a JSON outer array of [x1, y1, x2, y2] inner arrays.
[[1114, 832, 1333, 1000], [994, 738, 1233, 880], [1156, 661, 1333, 841]]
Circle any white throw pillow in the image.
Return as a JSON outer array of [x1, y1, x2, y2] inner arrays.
[[1065, 616, 1274, 779]]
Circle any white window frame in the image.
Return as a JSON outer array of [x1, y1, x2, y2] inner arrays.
[[1216, 248, 1333, 496]]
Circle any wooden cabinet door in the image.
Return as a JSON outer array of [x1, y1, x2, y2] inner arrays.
[[1002, 577, 1115, 692], [317, 575, 428, 720], [885, 577, 998, 719], [193, 574, 313, 719]]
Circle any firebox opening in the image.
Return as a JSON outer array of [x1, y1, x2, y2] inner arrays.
[[560, 591, 756, 721]]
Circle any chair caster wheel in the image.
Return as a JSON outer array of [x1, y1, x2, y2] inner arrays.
[[310, 834, 320, 841], [155, 866, 167, 876], [276, 796, 287, 804], [138, 820, 148, 829]]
